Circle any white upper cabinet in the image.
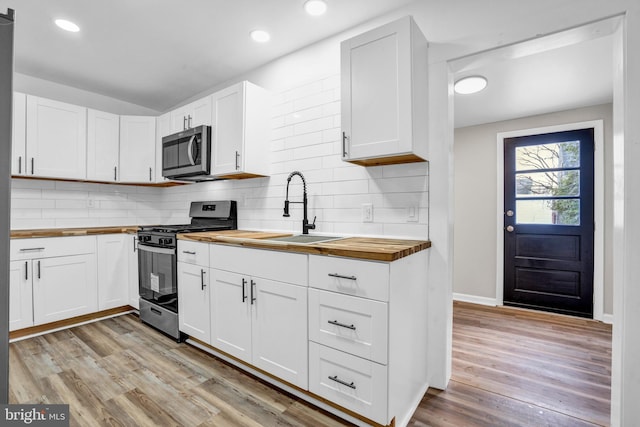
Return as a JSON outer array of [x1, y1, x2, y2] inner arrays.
[[11, 92, 26, 176], [26, 95, 87, 179], [210, 81, 270, 178], [169, 95, 212, 134], [341, 16, 428, 166], [119, 115, 156, 183], [87, 109, 120, 182]]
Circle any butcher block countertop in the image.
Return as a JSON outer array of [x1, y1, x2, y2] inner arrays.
[[178, 229, 431, 262], [11, 226, 139, 239]]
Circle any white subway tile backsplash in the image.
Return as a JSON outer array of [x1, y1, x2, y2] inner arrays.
[[10, 74, 428, 239]]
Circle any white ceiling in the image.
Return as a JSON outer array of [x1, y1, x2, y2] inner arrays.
[[0, 0, 614, 127]]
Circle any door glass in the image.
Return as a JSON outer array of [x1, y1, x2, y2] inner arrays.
[[515, 140, 580, 170], [514, 139, 581, 225], [516, 199, 580, 225]]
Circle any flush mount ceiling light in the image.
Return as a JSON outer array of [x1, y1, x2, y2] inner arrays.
[[250, 29, 271, 43], [454, 76, 488, 94], [304, 0, 327, 16], [54, 19, 80, 32]]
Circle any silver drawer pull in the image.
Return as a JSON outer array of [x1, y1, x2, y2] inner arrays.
[[328, 320, 356, 330], [19, 247, 45, 252], [328, 273, 357, 281], [182, 250, 196, 255], [328, 375, 356, 390]]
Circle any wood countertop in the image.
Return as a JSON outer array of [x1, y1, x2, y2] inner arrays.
[[11, 226, 140, 239], [178, 230, 431, 262]]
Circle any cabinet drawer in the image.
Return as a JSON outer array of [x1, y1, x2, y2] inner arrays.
[[309, 342, 388, 425], [309, 255, 389, 301], [178, 240, 209, 266], [309, 289, 388, 364], [211, 244, 307, 285], [10, 236, 96, 261]]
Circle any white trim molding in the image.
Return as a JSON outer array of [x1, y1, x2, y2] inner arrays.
[[453, 293, 498, 307], [496, 119, 605, 321]]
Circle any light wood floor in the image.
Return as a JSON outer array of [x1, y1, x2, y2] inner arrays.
[[9, 301, 612, 426]]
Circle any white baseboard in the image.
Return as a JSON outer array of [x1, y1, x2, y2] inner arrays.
[[602, 313, 614, 324], [453, 293, 497, 307]]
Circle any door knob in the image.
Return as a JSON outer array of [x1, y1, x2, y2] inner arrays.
[[506, 209, 514, 217], [506, 225, 514, 232]]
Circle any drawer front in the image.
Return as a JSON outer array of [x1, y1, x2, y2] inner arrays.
[[178, 240, 210, 266], [309, 342, 388, 425], [10, 236, 97, 260], [309, 255, 389, 301], [211, 244, 307, 286], [309, 289, 388, 364]]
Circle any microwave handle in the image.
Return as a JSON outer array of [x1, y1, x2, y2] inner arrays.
[[187, 135, 197, 166]]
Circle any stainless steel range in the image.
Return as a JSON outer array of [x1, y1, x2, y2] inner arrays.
[[137, 200, 237, 340]]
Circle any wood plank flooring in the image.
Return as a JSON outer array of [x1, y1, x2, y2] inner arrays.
[[9, 301, 612, 426]]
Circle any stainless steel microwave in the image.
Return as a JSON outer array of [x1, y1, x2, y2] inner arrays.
[[162, 125, 212, 180]]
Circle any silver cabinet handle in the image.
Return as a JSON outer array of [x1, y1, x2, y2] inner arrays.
[[328, 375, 356, 389], [328, 320, 356, 330], [182, 250, 196, 255], [201, 269, 206, 290], [18, 156, 21, 174], [235, 151, 240, 170], [114, 166, 117, 181], [342, 132, 348, 157], [37, 260, 41, 279], [242, 278, 247, 302], [188, 115, 192, 129], [24, 261, 28, 280], [183, 116, 187, 130], [328, 273, 357, 281], [19, 247, 45, 252], [250, 279, 256, 305], [149, 167, 152, 182], [31, 157, 34, 175], [133, 237, 137, 253]]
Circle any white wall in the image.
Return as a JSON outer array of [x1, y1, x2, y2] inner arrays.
[[453, 104, 614, 314]]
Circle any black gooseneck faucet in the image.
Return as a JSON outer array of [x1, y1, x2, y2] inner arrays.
[[283, 171, 316, 234]]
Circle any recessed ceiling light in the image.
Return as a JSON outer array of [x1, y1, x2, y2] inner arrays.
[[250, 29, 271, 43], [454, 76, 488, 94], [55, 19, 80, 33], [304, 0, 327, 16]]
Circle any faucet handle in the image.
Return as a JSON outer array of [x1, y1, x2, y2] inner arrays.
[[309, 216, 316, 230]]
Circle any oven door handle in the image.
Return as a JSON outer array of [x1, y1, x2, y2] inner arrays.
[[137, 244, 176, 255]]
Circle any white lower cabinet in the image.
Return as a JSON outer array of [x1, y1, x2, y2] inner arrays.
[[9, 236, 100, 331], [97, 234, 129, 310], [178, 262, 211, 342], [128, 235, 139, 309], [309, 341, 388, 423], [209, 245, 308, 389], [33, 254, 98, 325], [9, 260, 34, 331]]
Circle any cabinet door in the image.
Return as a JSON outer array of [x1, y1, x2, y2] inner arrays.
[[252, 278, 308, 389], [128, 235, 139, 309], [210, 269, 252, 362], [119, 115, 156, 183], [26, 95, 87, 179], [178, 262, 210, 342], [9, 260, 33, 331], [33, 254, 98, 325], [11, 92, 26, 175], [97, 234, 129, 310], [170, 105, 189, 133], [87, 109, 120, 182], [210, 83, 244, 175], [189, 96, 212, 128], [156, 112, 171, 182], [341, 18, 412, 161]]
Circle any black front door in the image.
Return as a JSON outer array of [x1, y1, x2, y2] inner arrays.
[[504, 128, 594, 317]]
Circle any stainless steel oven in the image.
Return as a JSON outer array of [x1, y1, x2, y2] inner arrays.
[[162, 125, 211, 180]]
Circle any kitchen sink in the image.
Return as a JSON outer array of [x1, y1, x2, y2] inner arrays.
[[266, 234, 343, 244]]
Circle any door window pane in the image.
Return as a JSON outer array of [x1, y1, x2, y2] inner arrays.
[[516, 199, 580, 225], [516, 170, 580, 197], [515, 140, 580, 171]]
